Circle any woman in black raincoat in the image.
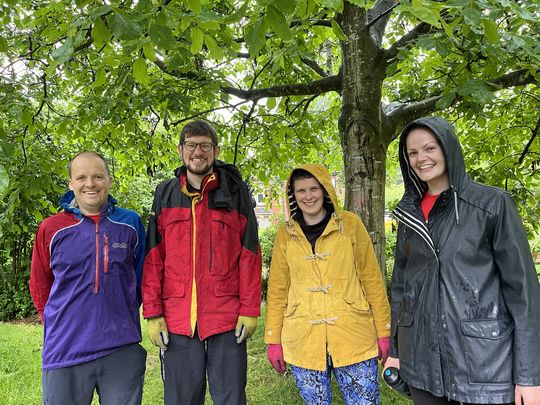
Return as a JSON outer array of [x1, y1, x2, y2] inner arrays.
[[384, 116, 540, 405]]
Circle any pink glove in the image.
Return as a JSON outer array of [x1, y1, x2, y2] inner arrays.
[[377, 337, 390, 365], [267, 344, 286, 373]]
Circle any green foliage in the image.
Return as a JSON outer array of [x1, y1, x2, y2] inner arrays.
[[259, 218, 285, 301], [0, 267, 34, 321], [0, 0, 539, 319]]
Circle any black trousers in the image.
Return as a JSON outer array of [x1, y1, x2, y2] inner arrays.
[[161, 330, 247, 405], [410, 387, 514, 405], [42, 343, 147, 405]]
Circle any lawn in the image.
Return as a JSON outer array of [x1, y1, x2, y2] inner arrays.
[[0, 312, 410, 405]]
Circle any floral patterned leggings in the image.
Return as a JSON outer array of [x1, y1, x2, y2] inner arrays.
[[290, 357, 379, 405]]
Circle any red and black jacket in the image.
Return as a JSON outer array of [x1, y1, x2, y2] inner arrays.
[[142, 161, 262, 340]]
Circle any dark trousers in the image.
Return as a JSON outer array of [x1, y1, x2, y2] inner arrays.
[[410, 387, 514, 405], [42, 343, 147, 405], [161, 330, 247, 405]]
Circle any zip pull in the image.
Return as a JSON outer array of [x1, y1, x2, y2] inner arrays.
[[104, 234, 109, 274]]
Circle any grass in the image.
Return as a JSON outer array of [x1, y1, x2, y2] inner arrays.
[[0, 311, 410, 405]]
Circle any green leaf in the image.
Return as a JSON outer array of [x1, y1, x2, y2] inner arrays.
[[436, 91, 455, 109], [0, 164, 8, 198], [74, 0, 90, 8], [321, 0, 343, 12], [109, 9, 142, 41], [92, 17, 111, 45], [482, 19, 499, 43], [273, 0, 296, 15], [441, 19, 454, 39], [93, 67, 106, 87], [266, 5, 292, 41], [180, 19, 190, 32], [143, 43, 156, 61], [190, 27, 203, 54], [330, 19, 347, 41], [204, 35, 224, 60], [245, 17, 267, 56], [21, 108, 33, 125], [347, 0, 367, 7], [149, 23, 176, 50], [51, 38, 74, 63], [410, 0, 441, 27], [463, 6, 482, 26], [0, 36, 8, 52], [34, 210, 43, 222], [185, 0, 201, 14], [133, 57, 149, 85]]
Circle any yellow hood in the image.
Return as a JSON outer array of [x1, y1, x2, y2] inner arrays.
[[286, 163, 340, 221]]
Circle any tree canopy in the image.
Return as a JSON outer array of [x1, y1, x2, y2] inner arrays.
[[0, 0, 539, 298]]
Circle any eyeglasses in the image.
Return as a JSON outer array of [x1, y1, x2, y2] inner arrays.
[[182, 141, 215, 152]]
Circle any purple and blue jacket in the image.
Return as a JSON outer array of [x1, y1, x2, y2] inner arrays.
[[30, 191, 145, 370]]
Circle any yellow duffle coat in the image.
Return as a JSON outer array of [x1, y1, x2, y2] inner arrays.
[[264, 163, 391, 371]]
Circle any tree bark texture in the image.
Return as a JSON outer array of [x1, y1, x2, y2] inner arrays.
[[338, 3, 389, 273]]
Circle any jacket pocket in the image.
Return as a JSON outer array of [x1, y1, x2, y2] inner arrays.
[[343, 296, 370, 312], [284, 302, 300, 318], [396, 310, 415, 368], [460, 317, 514, 384], [214, 275, 239, 297]]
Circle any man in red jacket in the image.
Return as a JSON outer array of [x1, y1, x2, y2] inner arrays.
[[142, 120, 262, 405]]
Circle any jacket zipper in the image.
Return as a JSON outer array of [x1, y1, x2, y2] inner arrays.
[[94, 220, 99, 293], [104, 234, 109, 274]]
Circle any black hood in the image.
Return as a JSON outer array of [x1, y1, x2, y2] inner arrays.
[[398, 116, 467, 199]]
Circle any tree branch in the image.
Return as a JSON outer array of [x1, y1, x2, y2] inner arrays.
[[221, 74, 342, 101], [367, 0, 398, 47], [489, 68, 537, 88], [301, 57, 328, 77], [383, 21, 433, 62], [382, 68, 539, 142], [518, 114, 540, 165], [153, 58, 202, 80]]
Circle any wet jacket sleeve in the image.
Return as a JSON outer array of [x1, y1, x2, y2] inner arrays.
[[264, 226, 290, 344], [29, 222, 54, 320], [238, 183, 262, 317], [492, 192, 540, 386], [141, 185, 166, 319], [352, 216, 391, 338], [389, 223, 408, 358]]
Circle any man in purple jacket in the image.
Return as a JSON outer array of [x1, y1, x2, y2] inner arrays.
[[30, 151, 146, 405]]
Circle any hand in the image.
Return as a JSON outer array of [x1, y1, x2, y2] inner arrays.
[[383, 356, 400, 373], [267, 344, 287, 373], [377, 337, 390, 365], [147, 317, 169, 349], [515, 385, 540, 405], [235, 316, 258, 344]]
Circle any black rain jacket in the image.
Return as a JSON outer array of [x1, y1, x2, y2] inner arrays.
[[390, 116, 540, 403]]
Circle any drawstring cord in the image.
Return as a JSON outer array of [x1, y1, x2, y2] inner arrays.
[[452, 186, 460, 225]]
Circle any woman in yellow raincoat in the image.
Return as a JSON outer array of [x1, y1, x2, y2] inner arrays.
[[264, 164, 391, 405]]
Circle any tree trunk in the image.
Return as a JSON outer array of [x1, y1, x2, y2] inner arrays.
[[338, 3, 389, 273]]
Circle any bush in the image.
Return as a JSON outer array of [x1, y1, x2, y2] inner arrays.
[[259, 219, 284, 301], [0, 266, 35, 321]]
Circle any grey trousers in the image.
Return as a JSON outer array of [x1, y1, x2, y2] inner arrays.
[[42, 343, 147, 405], [161, 330, 247, 405]]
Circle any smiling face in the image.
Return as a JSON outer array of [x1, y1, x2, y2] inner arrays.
[[178, 134, 220, 186], [406, 127, 449, 195], [293, 176, 326, 225], [68, 153, 112, 215]]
